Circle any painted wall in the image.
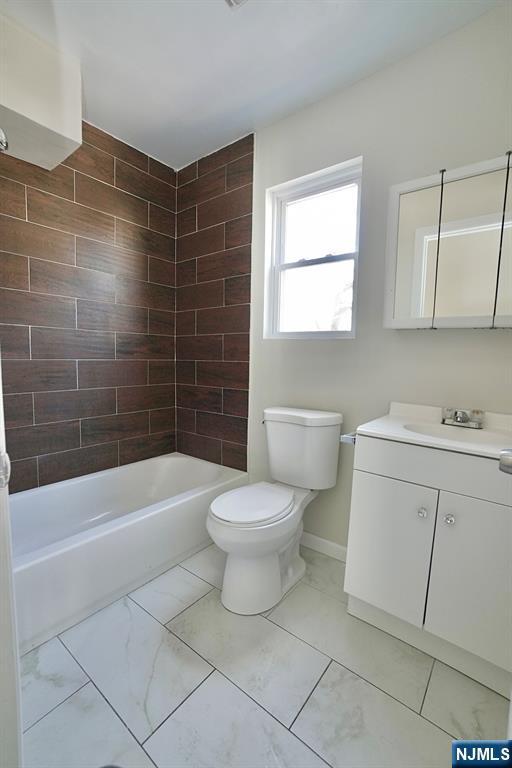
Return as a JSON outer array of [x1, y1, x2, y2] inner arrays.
[[248, 6, 512, 546]]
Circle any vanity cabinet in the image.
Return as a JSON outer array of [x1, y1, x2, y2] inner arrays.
[[345, 436, 512, 672]]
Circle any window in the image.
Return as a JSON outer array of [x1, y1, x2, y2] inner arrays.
[[265, 157, 362, 339]]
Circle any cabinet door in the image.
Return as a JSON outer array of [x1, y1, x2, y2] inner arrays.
[[344, 471, 438, 626], [425, 492, 512, 671]]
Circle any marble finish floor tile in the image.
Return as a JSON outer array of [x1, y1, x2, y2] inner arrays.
[[168, 589, 329, 726], [292, 662, 451, 768], [300, 546, 347, 602], [61, 597, 212, 741], [422, 661, 509, 740], [23, 683, 154, 768], [130, 564, 213, 623], [268, 582, 433, 712], [146, 671, 328, 768], [21, 637, 89, 731], [179, 543, 226, 588]]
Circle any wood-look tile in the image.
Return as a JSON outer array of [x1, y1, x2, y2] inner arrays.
[[197, 245, 250, 282], [0, 324, 30, 359], [177, 335, 222, 361], [78, 360, 147, 389], [149, 158, 176, 186], [34, 389, 116, 424], [116, 333, 174, 360], [222, 441, 247, 471], [77, 299, 148, 333], [177, 224, 224, 262], [31, 328, 115, 359], [178, 167, 226, 211], [176, 258, 196, 287], [63, 143, 115, 184], [39, 443, 118, 486], [8, 458, 38, 494], [224, 333, 249, 361], [226, 153, 253, 191], [6, 421, 80, 460], [81, 411, 149, 446], [150, 408, 175, 434], [196, 411, 247, 444], [116, 219, 175, 261], [115, 160, 175, 210], [177, 207, 196, 237], [197, 305, 249, 335], [82, 122, 148, 171], [149, 361, 175, 385], [76, 238, 148, 281], [175, 310, 196, 336], [30, 259, 115, 302], [0, 153, 74, 199], [177, 431, 221, 463], [0, 288, 75, 328], [177, 162, 197, 186], [176, 361, 195, 385], [225, 215, 252, 249], [0, 215, 75, 264], [4, 394, 33, 429], [177, 280, 223, 311], [0, 176, 26, 218], [75, 173, 148, 226], [0, 252, 29, 290], [119, 432, 174, 465], [198, 186, 252, 229], [27, 188, 115, 243], [149, 204, 175, 236], [148, 257, 175, 286], [225, 274, 250, 305], [2, 360, 77, 395], [148, 309, 175, 336], [117, 384, 173, 413], [177, 384, 222, 413], [223, 389, 248, 417], [177, 407, 195, 433], [198, 135, 254, 177], [197, 361, 249, 390], [116, 275, 174, 311]]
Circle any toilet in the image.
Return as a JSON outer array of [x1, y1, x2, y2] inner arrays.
[[207, 407, 343, 614]]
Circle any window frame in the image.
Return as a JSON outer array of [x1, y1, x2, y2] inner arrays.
[[264, 157, 362, 340]]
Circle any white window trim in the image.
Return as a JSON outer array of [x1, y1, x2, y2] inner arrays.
[[264, 157, 362, 340]]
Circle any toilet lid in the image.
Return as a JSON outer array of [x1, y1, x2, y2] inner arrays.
[[210, 482, 294, 526]]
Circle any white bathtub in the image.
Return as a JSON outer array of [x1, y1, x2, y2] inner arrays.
[[10, 453, 246, 653]]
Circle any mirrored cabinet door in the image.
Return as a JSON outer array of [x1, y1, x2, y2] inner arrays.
[[433, 169, 506, 327], [493, 174, 511, 327]]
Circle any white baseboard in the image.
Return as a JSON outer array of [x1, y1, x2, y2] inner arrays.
[[301, 532, 346, 562]]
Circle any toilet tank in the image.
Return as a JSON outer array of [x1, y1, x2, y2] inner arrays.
[[264, 407, 343, 490]]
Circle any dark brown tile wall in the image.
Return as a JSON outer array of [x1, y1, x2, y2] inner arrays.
[[0, 122, 176, 492], [176, 135, 253, 471]]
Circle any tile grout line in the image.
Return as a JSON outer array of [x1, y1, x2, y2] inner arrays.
[[22, 679, 91, 736]]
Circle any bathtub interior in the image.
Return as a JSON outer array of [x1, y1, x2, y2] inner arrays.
[[10, 453, 244, 560]]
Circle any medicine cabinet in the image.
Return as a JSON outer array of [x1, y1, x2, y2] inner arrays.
[[385, 154, 511, 329]]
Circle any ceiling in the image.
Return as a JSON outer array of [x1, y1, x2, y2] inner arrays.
[[0, 0, 497, 169]]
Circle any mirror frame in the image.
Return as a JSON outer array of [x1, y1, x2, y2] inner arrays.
[[384, 155, 510, 329]]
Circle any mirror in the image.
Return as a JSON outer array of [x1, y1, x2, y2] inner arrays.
[[386, 155, 511, 329]]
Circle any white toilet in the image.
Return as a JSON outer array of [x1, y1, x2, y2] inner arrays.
[[207, 407, 343, 615]]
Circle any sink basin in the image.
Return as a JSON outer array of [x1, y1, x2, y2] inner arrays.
[[403, 422, 512, 447]]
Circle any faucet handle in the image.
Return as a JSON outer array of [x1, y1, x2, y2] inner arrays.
[[442, 407, 484, 429]]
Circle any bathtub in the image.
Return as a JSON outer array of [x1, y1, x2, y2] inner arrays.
[[10, 453, 247, 653]]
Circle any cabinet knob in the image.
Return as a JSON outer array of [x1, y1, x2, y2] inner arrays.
[[417, 507, 428, 518], [443, 514, 456, 526]]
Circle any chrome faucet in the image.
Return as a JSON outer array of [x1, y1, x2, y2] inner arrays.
[[442, 407, 484, 429]]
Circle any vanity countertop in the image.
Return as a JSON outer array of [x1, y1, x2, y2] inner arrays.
[[357, 402, 512, 460]]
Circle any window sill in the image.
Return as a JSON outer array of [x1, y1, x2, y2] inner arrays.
[[264, 330, 355, 340]]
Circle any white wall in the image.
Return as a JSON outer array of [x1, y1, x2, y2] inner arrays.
[[248, 5, 512, 547]]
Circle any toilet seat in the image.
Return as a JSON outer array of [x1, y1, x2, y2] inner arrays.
[[210, 482, 294, 528]]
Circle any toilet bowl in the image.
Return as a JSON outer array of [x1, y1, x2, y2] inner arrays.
[[207, 407, 343, 614]]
